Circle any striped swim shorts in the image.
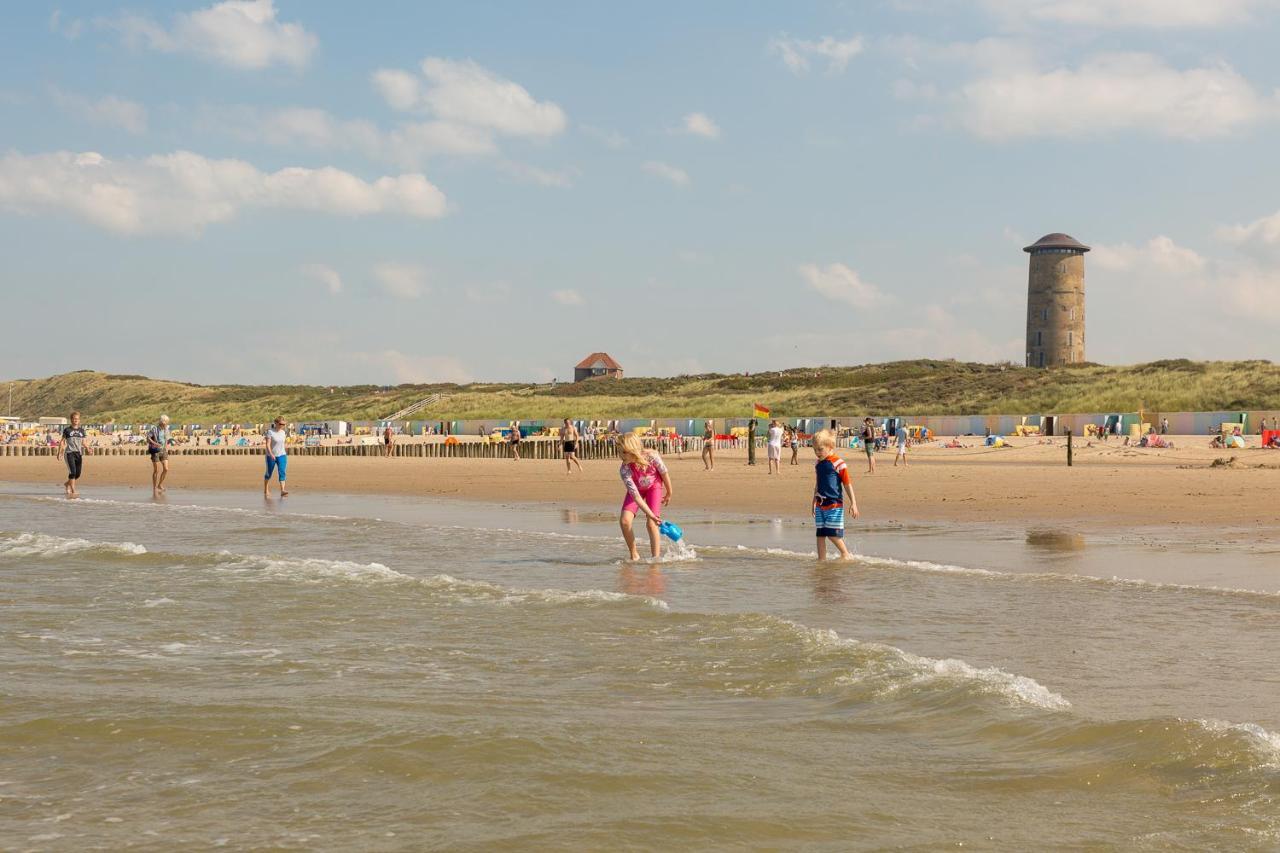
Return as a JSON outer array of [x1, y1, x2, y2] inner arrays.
[[814, 502, 845, 538]]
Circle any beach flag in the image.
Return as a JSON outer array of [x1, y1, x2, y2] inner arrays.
[[753, 403, 771, 419]]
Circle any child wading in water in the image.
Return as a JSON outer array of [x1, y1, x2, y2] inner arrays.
[[812, 429, 859, 560], [618, 433, 672, 560]]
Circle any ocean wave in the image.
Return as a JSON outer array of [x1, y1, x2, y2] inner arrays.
[[854, 552, 1280, 603], [890, 648, 1071, 710], [717, 542, 1280, 603], [751, 615, 1071, 712], [215, 552, 415, 584], [0, 531, 147, 557], [1197, 719, 1280, 767], [200, 554, 673, 613], [422, 572, 670, 611], [17, 494, 353, 523]]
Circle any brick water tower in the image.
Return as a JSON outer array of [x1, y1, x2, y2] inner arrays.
[[1024, 233, 1088, 367]]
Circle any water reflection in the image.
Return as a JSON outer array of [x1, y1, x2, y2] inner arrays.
[[810, 565, 850, 604], [619, 564, 666, 597], [1026, 530, 1086, 552]]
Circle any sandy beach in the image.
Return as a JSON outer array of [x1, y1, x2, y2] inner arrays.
[[5, 439, 1277, 531]]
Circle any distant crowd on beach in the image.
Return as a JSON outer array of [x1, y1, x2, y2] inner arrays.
[[16, 406, 1280, 561]]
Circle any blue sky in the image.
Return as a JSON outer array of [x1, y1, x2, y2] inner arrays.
[[3, 0, 1280, 385]]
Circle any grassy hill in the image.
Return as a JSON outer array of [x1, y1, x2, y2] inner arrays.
[[4, 361, 1279, 424]]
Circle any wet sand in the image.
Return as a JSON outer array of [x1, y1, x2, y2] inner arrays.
[[5, 440, 1279, 532]]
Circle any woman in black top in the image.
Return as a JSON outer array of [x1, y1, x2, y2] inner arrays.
[[861, 418, 876, 475]]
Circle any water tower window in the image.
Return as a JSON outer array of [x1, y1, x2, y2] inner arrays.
[[1041, 308, 1048, 322], [1036, 330, 1042, 346], [1069, 307, 1075, 321], [1068, 330, 1073, 346]]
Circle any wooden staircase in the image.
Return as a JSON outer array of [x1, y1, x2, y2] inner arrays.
[[382, 392, 449, 422]]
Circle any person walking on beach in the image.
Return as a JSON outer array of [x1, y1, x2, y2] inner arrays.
[[1160, 417, 1169, 435], [894, 424, 909, 468], [812, 429, 858, 560], [789, 426, 800, 466], [617, 433, 672, 561], [747, 419, 757, 466], [147, 414, 171, 496], [383, 424, 394, 458], [701, 420, 715, 471], [56, 411, 88, 497], [861, 417, 877, 474], [562, 418, 583, 474], [509, 420, 522, 461], [767, 419, 784, 475], [264, 417, 290, 498]]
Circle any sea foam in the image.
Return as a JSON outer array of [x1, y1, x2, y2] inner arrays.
[[0, 531, 147, 557]]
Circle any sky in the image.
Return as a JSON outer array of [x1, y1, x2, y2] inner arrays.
[[3, 0, 1280, 385]]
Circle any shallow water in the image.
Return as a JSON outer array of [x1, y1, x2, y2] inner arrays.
[[1, 484, 1277, 850]]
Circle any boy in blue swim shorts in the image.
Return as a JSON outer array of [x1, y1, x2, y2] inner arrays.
[[812, 429, 859, 560]]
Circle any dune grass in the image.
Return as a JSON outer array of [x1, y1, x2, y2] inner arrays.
[[4, 360, 1277, 424]]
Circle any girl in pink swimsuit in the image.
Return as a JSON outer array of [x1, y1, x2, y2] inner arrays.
[[618, 433, 673, 560]]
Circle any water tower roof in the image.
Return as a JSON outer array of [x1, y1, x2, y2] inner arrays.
[[1023, 233, 1090, 253]]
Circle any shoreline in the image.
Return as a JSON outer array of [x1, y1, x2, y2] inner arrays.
[[5, 442, 1279, 535]]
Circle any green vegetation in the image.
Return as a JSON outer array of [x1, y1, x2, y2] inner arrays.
[[4, 360, 1278, 424]]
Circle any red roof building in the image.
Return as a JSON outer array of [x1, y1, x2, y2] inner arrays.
[[574, 352, 624, 382]]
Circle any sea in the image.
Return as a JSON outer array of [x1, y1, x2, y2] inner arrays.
[[1, 483, 1277, 851]]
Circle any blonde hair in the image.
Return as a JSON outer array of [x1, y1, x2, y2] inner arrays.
[[619, 433, 648, 465], [813, 428, 836, 451]]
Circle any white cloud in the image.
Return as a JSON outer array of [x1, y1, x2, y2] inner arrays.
[[216, 106, 496, 168], [881, 305, 1020, 362], [884, 35, 1037, 75], [551, 289, 584, 306], [981, 0, 1269, 29], [113, 0, 317, 70], [1216, 266, 1280, 322], [361, 59, 568, 174], [0, 150, 447, 236], [799, 262, 885, 307], [681, 112, 721, 139], [373, 58, 566, 138], [300, 263, 342, 295], [371, 69, 420, 111], [959, 53, 1275, 139], [1090, 236, 1207, 274], [769, 34, 864, 74], [374, 263, 428, 300], [1086, 229, 1280, 332], [355, 350, 473, 384], [1218, 208, 1280, 256], [51, 88, 147, 134], [642, 161, 689, 187]]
